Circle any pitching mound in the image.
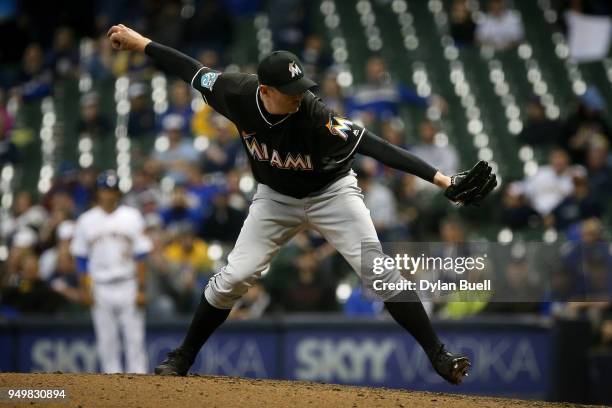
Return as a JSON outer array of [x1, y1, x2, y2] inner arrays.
[[0, 373, 600, 407]]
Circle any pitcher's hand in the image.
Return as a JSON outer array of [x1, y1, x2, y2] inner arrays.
[[107, 24, 151, 52]]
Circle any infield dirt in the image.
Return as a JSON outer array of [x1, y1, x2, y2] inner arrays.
[[0, 373, 604, 407]]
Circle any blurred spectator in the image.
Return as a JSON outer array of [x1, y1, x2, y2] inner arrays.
[[229, 282, 270, 320], [158, 80, 194, 134], [0, 1, 29, 67], [560, 87, 611, 164], [18, 0, 96, 45], [0, 105, 18, 165], [197, 49, 222, 71], [222, 0, 262, 18], [42, 221, 82, 307], [440, 217, 467, 245], [1, 191, 47, 241], [300, 34, 332, 81], [75, 168, 98, 213], [436, 218, 472, 289], [523, 148, 574, 216], [78, 92, 112, 139], [319, 71, 346, 115], [153, 114, 200, 183], [5, 227, 38, 278], [381, 120, 409, 149], [585, 141, 612, 203], [48, 241, 81, 306], [356, 158, 399, 241], [450, 0, 476, 47], [346, 56, 445, 125], [475, 0, 524, 51], [127, 82, 156, 139], [123, 169, 162, 214], [164, 225, 214, 279], [113, 49, 153, 79], [48, 26, 79, 80], [264, 231, 336, 311], [39, 220, 74, 280], [43, 164, 93, 216], [144, 0, 183, 50], [280, 249, 338, 312], [519, 97, 563, 147], [185, 0, 234, 52], [16, 43, 53, 101], [551, 167, 602, 232], [483, 257, 541, 314], [224, 169, 250, 211], [393, 173, 438, 239], [37, 200, 72, 252], [377, 120, 411, 180], [556, 0, 612, 17], [600, 308, 612, 346], [343, 285, 383, 316], [1, 251, 67, 314], [199, 189, 247, 244], [192, 104, 221, 139], [145, 226, 180, 317], [561, 218, 612, 304], [411, 119, 459, 176], [159, 185, 202, 230], [184, 165, 221, 215], [434, 219, 492, 318], [80, 34, 115, 81], [500, 182, 541, 230], [268, 0, 307, 52], [201, 117, 242, 174]]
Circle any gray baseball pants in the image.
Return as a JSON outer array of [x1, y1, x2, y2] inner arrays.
[[204, 172, 400, 309]]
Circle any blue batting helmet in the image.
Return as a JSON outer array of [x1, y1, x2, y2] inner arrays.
[[96, 170, 120, 190]]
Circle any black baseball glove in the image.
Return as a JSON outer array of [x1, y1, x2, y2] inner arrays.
[[444, 161, 497, 206]]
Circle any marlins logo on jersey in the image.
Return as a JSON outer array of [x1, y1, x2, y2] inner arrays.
[[326, 115, 358, 140]]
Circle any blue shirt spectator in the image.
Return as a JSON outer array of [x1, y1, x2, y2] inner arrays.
[[346, 56, 434, 123]]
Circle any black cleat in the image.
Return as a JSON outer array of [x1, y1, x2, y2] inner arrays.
[[154, 348, 194, 376], [429, 344, 471, 385]]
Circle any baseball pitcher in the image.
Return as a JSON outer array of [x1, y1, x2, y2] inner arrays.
[[107, 24, 496, 384]]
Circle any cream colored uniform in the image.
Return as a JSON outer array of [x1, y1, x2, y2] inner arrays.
[[71, 205, 152, 373]]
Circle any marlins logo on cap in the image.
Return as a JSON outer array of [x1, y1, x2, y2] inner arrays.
[[257, 51, 317, 95], [288, 61, 302, 78]]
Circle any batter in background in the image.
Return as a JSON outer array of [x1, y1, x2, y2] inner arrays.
[[107, 24, 496, 384], [71, 171, 152, 373]]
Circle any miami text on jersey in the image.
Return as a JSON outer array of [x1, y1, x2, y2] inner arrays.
[[244, 136, 313, 170]]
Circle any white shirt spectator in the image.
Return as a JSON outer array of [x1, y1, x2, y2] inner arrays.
[[411, 144, 459, 176], [523, 166, 574, 215], [476, 9, 524, 50], [364, 182, 397, 229], [39, 220, 75, 281], [154, 114, 200, 183]]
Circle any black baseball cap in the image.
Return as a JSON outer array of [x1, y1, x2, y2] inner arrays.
[[257, 51, 317, 95]]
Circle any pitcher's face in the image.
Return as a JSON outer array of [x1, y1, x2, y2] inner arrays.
[[260, 85, 304, 114]]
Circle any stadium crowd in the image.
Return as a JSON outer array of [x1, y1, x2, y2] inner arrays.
[[0, 0, 611, 347]]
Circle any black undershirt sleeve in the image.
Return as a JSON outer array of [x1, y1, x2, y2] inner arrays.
[[356, 130, 438, 183], [144, 41, 203, 84]]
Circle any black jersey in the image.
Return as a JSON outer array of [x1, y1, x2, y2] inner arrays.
[[191, 68, 365, 198]]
